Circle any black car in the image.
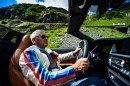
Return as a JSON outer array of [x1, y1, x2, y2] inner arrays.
[[0, 0, 130, 86]]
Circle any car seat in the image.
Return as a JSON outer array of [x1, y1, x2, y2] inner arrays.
[[9, 35, 35, 86]]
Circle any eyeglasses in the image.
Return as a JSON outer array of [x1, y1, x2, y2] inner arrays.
[[40, 35, 48, 39]]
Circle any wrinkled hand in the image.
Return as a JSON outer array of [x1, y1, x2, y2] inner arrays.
[[72, 47, 81, 56], [72, 58, 90, 73]]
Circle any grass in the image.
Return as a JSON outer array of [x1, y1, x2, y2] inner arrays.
[[85, 18, 130, 26], [95, 27, 128, 38], [0, 19, 68, 48], [45, 27, 67, 48], [83, 27, 129, 38], [1, 17, 130, 48]]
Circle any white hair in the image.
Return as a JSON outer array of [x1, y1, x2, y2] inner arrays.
[[30, 30, 41, 42]]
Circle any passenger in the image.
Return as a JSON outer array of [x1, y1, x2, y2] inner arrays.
[[19, 29, 104, 86]]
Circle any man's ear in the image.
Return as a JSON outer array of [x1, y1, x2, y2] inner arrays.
[[32, 38, 36, 44]]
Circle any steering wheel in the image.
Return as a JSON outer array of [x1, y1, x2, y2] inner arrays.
[[77, 39, 89, 59], [60, 39, 89, 68]]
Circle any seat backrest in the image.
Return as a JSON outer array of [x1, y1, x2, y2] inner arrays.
[[9, 35, 34, 86]]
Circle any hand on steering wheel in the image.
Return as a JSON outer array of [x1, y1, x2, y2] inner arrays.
[[76, 39, 90, 73], [77, 39, 89, 59]]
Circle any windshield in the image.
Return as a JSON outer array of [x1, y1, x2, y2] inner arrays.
[[80, 2, 130, 40], [0, 0, 81, 48]]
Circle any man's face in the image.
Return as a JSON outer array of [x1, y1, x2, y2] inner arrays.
[[34, 30, 48, 48]]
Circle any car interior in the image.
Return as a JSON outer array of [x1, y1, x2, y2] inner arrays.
[[68, 0, 130, 86], [0, 0, 130, 86]]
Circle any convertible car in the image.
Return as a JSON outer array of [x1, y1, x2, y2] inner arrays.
[[0, 0, 130, 86]]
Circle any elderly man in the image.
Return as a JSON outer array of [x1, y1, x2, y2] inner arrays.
[[19, 29, 103, 86]]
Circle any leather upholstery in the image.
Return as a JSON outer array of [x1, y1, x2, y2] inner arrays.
[[9, 35, 34, 86]]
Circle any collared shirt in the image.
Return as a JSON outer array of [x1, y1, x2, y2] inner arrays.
[[19, 45, 76, 86], [39, 47, 59, 71]]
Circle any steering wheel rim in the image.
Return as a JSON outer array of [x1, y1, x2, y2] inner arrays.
[[77, 39, 89, 59]]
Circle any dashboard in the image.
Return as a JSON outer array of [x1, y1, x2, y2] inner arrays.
[[115, 38, 130, 55], [108, 38, 130, 86]]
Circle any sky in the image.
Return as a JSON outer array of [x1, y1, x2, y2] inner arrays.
[[0, 0, 68, 10], [0, 0, 130, 11]]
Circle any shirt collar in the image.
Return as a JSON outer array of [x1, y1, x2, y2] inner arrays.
[[33, 45, 45, 52]]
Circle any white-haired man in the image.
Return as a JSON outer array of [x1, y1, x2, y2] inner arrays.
[[19, 29, 104, 86]]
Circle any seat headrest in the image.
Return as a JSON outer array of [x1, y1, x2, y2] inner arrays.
[[18, 35, 32, 51], [13, 35, 32, 64]]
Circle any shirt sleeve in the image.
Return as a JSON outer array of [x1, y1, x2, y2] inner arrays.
[[58, 52, 75, 62], [19, 50, 76, 86], [45, 48, 75, 62]]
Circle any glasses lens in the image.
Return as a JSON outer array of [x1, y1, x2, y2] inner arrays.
[[41, 35, 48, 39]]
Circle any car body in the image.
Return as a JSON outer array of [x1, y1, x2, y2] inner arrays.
[[0, 0, 130, 86]]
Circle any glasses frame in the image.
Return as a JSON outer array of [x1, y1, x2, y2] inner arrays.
[[40, 35, 48, 39]]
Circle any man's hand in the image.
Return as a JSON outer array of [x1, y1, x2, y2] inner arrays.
[[72, 47, 81, 56], [72, 58, 90, 73]]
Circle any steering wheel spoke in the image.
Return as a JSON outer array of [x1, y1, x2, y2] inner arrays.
[[77, 39, 89, 59]]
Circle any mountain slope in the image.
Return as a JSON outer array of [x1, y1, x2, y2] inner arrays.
[[0, 4, 68, 23]]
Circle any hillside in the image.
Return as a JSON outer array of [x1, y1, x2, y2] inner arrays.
[[0, 4, 68, 35], [0, 4, 68, 23]]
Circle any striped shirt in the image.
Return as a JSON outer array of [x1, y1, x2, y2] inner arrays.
[[19, 45, 76, 86]]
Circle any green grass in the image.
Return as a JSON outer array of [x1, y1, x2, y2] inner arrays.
[[45, 27, 67, 48], [83, 27, 129, 38], [95, 28, 128, 38], [1, 17, 130, 48], [0, 19, 68, 48], [85, 18, 130, 26]]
